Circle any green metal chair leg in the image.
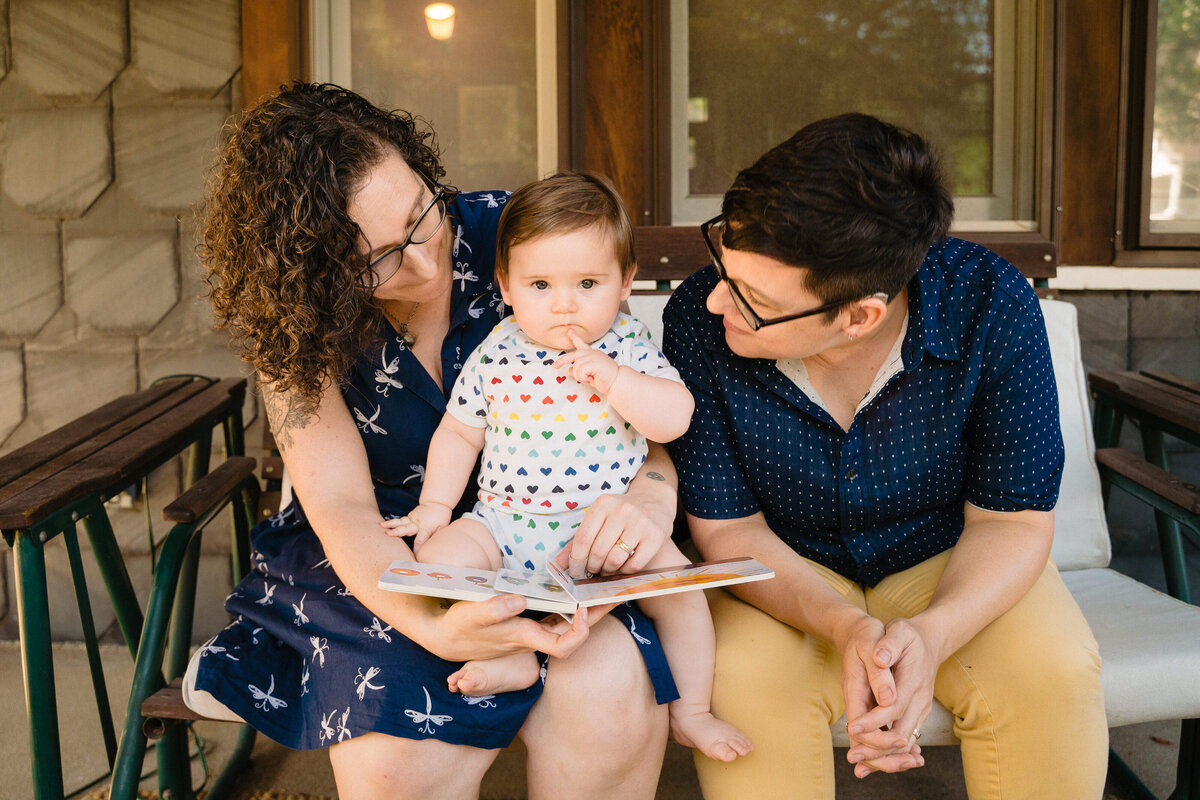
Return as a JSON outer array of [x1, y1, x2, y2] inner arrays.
[[1140, 427, 1192, 603], [63, 525, 119, 768], [12, 529, 65, 800]]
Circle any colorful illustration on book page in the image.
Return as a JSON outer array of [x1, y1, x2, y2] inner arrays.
[[553, 558, 773, 604], [382, 562, 498, 593]]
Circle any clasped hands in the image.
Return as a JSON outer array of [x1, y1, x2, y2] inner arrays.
[[839, 614, 940, 779]]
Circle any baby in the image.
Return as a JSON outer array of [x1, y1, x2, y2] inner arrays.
[[384, 171, 751, 762]]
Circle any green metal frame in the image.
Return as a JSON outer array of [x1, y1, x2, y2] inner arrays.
[[109, 473, 260, 800], [1091, 384, 1200, 800], [2, 387, 250, 800]]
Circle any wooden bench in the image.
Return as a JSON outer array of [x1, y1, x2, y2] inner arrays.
[[0, 376, 249, 800]]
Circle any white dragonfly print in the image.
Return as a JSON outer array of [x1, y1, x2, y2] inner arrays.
[[292, 593, 309, 626], [248, 675, 288, 711], [300, 662, 311, 695], [355, 666, 385, 700], [354, 405, 387, 435], [452, 224, 473, 257], [402, 464, 425, 485], [453, 263, 479, 291], [375, 341, 404, 396], [363, 617, 394, 642], [196, 639, 239, 661], [310, 636, 329, 667], [466, 295, 487, 319], [466, 192, 504, 208], [255, 581, 276, 606], [460, 694, 497, 709], [319, 707, 338, 744], [405, 686, 454, 735], [335, 707, 352, 742], [625, 613, 651, 645]]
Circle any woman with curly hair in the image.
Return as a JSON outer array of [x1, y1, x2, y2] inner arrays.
[[184, 82, 679, 799]]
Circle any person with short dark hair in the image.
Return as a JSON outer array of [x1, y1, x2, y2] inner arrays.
[[663, 113, 1108, 798]]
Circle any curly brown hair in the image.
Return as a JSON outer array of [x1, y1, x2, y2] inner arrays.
[[200, 82, 446, 410]]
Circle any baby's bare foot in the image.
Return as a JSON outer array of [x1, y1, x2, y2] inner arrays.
[[448, 653, 540, 696], [670, 709, 753, 763]]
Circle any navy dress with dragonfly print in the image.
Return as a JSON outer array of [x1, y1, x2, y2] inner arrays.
[[193, 191, 678, 750]]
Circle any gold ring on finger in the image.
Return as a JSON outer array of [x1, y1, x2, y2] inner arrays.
[[615, 538, 637, 557]]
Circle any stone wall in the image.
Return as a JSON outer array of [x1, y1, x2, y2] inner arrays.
[[0, 0, 256, 642]]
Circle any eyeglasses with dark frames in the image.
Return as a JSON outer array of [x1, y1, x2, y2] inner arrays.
[[700, 214, 888, 330], [360, 180, 452, 289]]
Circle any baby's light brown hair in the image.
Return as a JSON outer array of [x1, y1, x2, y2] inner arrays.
[[495, 171, 637, 282]]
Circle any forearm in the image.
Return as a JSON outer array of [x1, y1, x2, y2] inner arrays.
[[909, 506, 1054, 663], [606, 369, 695, 442], [419, 416, 485, 508], [624, 442, 680, 533], [689, 512, 871, 647]]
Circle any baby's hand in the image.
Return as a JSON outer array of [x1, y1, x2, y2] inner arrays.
[[382, 502, 453, 550], [553, 330, 621, 393]]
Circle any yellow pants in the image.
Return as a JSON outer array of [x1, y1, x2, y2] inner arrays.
[[695, 551, 1108, 800]]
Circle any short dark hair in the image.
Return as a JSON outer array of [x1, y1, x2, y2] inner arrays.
[[721, 113, 953, 314], [496, 171, 636, 282]]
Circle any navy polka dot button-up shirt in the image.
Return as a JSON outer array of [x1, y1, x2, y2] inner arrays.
[[663, 238, 1063, 586]]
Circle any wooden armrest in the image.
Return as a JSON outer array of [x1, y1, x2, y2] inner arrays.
[[1095, 448, 1200, 515], [1088, 370, 1200, 438], [162, 456, 257, 524]]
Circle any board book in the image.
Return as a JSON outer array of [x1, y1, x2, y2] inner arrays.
[[379, 557, 774, 618]]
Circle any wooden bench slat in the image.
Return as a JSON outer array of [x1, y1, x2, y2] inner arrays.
[[0, 380, 212, 510], [141, 679, 208, 722], [162, 456, 257, 524], [1096, 447, 1200, 515], [1140, 369, 1200, 397], [1088, 370, 1200, 438], [0, 379, 246, 528], [0, 377, 193, 488]]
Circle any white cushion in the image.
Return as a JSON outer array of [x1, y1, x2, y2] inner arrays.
[[1040, 299, 1112, 570], [627, 294, 670, 347], [1064, 567, 1200, 727]]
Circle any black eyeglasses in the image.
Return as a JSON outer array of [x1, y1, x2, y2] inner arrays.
[[360, 181, 451, 288], [700, 215, 888, 330]]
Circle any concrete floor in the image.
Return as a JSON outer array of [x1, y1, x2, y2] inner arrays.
[[0, 641, 1183, 800]]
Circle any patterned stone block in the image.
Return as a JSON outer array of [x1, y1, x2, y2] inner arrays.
[[0, 232, 62, 337], [1130, 291, 1200, 339], [113, 93, 232, 212], [1, 105, 112, 217], [65, 233, 179, 334], [1130, 336, 1200, 382], [1059, 291, 1129, 342], [10, 0, 126, 100], [24, 331, 137, 432], [0, 347, 25, 446], [131, 0, 240, 95]]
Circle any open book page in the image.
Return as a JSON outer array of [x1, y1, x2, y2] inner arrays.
[[378, 561, 577, 613], [380, 557, 774, 616], [545, 557, 774, 606]]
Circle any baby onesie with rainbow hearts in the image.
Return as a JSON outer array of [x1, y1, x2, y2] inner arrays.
[[447, 312, 684, 571]]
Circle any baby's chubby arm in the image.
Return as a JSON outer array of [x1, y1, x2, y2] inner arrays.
[[554, 330, 694, 443], [381, 413, 486, 548]]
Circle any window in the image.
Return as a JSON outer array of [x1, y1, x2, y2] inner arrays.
[[307, 0, 561, 191], [669, 0, 1042, 230], [1128, 0, 1200, 249]]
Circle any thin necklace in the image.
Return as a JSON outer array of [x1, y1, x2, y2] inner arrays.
[[383, 302, 421, 347]]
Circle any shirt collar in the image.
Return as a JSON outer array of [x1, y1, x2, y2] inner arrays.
[[901, 244, 962, 369]]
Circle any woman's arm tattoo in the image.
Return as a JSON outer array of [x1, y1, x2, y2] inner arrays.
[[646, 471, 666, 481], [262, 387, 313, 452]]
